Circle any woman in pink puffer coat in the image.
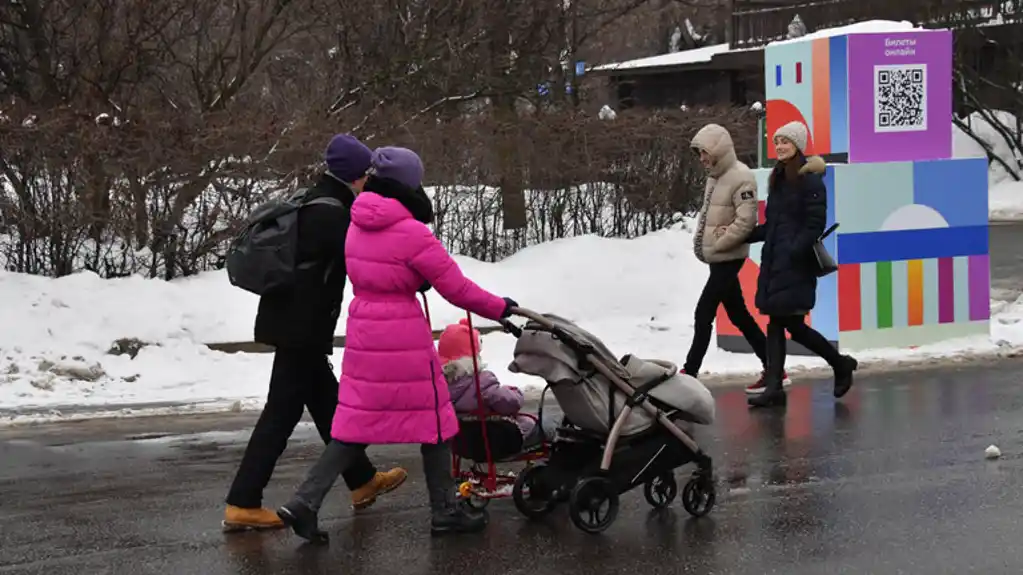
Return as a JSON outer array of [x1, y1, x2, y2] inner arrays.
[[278, 146, 516, 543]]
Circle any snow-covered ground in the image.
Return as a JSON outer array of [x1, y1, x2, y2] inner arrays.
[[990, 180, 1023, 221], [3, 223, 1023, 423]]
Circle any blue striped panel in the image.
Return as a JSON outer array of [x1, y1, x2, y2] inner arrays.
[[829, 35, 849, 153], [837, 226, 988, 264]]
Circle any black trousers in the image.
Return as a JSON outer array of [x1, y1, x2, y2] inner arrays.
[[764, 315, 843, 384], [226, 349, 377, 508], [684, 259, 767, 376]]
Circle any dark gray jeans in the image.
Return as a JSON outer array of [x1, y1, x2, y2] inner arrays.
[[293, 440, 454, 513]]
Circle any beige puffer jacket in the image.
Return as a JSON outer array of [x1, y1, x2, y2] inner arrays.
[[690, 124, 758, 264]]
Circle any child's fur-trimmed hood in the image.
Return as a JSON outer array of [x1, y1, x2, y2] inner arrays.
[[442, 356, 485, 382]]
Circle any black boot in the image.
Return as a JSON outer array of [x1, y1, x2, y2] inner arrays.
[[277, 502, 328, 544], [747, 377, 787, 408], [430, 501, 488, 536], [750, 318, 788, 409], [833, 355, 859, 399], [422, 442, 488, 536]]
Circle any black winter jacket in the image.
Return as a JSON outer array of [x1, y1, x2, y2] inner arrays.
[[748, 155, 828, 316], [253, 173, 356, 354]]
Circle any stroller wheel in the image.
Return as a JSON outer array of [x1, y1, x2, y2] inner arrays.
[[568, 476, 619, 534], [513, 464, 558, 519], [681, 477, 716, 518], [643, 472, 678, 509], [458, 481, 490, 510], [464, 492, 490, 510]]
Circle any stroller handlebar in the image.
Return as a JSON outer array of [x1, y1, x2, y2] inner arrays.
[[507, 307, 554, 328], [505, 307, 596, 355], [498, 318, 523, 338]]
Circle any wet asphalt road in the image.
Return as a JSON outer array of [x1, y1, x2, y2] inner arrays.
[[2, 360, 1023, 574]]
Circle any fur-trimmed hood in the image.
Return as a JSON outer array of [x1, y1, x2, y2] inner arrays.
[[442, 356, 485, 382], [799, 155, 826, 175], [771, 154, 826, 191]]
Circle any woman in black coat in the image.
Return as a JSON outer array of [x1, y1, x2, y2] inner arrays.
[[746, 122, 858, 408]]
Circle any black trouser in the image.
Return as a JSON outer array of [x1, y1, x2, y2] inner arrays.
[[226, 349, 377, 508], [684, 259, 767, 376], [764, 315, 844, 385]]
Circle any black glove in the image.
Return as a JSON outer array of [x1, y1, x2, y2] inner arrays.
[[418, 281, 432, 293], [501, 297, 518, 318]]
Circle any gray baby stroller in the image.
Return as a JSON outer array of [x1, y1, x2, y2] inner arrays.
[[500, 308, 717, 534]]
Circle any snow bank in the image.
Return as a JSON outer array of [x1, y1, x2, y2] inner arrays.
[[989, 181, 1023, 221], [3, 222, 1023, 421]]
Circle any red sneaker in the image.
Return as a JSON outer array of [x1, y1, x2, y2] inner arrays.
[[745, 371, 792, 394]]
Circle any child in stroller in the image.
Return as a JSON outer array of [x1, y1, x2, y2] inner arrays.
[[440, 319, 559, 450], [440, 316, 557, 509]]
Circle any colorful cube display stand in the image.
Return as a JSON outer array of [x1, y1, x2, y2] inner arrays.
[[764, 29, 952, 163], [716, 28, 991, 354]]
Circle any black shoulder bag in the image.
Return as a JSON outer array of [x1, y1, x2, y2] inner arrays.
[[812, 222, 840, 278]]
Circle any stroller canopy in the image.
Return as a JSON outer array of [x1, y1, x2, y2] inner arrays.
[[507, 314, 715, 436]]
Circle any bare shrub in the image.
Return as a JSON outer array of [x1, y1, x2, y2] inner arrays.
[[0, 105, 754, 275], [424, 107, 756, 260]]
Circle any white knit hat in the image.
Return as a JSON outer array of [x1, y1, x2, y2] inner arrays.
[[773, 121, 808, 152]]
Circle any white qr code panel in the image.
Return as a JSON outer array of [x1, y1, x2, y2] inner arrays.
[[873, 64, 927, 133]]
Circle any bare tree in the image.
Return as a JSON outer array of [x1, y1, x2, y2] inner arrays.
[[953, 26, 1023, 181], [0, 0, 747, 279]]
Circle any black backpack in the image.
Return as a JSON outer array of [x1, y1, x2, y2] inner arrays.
[[225, 189, 345, 295]]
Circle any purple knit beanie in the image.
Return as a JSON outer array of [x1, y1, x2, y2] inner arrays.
[[324, 134, 372, 182], [369, 146, 424, 190]]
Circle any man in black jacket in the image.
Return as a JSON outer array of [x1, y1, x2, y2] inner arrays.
[[223, 134, 408, 532]]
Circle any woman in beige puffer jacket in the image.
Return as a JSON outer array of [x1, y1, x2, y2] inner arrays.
[[684, 124, 778, 393]]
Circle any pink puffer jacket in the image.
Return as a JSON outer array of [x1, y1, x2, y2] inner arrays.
[[331, 192, 507, 445]]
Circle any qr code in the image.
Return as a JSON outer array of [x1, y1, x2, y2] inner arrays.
[[874, 64, 927, 133]]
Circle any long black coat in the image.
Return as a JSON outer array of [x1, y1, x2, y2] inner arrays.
[[254, 173, 355, 354], [749, 155, 828, 316]]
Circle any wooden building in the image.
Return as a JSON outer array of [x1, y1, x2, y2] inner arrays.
[[590, 0, 1023, 111]]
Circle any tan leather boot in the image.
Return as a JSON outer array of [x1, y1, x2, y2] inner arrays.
[[222, 505, 285, 532], [351, 467, 408, 510]]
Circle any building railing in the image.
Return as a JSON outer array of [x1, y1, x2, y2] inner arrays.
[[729, 0, 1023, 48]]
